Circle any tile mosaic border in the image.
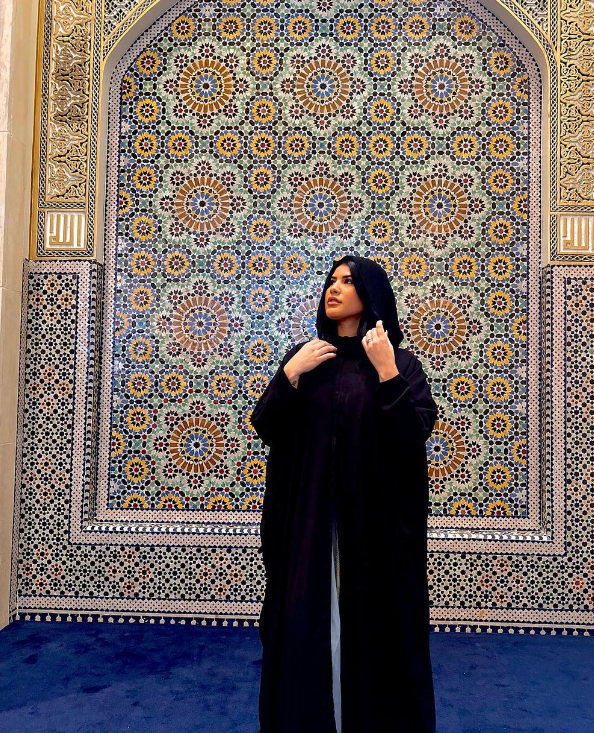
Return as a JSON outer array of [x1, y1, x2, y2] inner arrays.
[[9, 610, 594, 636], [10, 608, 594, 635]]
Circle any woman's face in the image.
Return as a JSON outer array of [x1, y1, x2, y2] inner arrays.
[[325, 263, 364, 323]]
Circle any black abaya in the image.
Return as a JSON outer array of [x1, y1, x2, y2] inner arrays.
[[252, 256, 439, 733]]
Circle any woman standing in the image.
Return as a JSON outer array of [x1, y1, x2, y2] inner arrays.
[[252, 255, 438, 733]]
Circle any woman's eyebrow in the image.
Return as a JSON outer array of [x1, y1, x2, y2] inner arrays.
[[329, 275, 352, 280]]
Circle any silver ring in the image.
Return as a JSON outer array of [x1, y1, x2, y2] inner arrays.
[[366, 337, 373, 343]]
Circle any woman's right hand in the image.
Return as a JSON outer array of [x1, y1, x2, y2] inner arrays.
[[284, 338, 337, 381]]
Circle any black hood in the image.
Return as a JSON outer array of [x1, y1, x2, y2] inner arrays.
[[315, 254, 404, 348]]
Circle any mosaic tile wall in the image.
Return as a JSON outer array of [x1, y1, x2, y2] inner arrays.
[[10, 0, 593, 629], [100, 0, 541, 526], [11, 263, 594, 628]]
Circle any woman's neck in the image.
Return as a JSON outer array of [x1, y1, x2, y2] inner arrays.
[[336, 315, 361, 337]]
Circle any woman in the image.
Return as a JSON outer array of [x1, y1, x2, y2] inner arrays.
[[251, 255, 438, 733]]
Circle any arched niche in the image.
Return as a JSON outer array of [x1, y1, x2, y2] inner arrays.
[[89, 0, 552, 549]]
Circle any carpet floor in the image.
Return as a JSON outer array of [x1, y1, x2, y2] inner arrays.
[[0, 620, 592, 733]]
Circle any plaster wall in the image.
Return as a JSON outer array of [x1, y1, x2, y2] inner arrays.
[[0, 0, 38, 631]]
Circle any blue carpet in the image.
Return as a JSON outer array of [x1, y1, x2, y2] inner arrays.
[[0, 620, 592, 732]]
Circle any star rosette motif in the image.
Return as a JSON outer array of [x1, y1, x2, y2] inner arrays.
[[109, 0, 532, 519]]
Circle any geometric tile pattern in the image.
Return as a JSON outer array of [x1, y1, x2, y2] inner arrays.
[[11, 264, 594, 630], [102, 0, 541, 523]]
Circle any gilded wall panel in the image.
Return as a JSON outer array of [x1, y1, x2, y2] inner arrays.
[[33, 0, 96, 257], [46, 0, 93, 202], [559, 0, 594, 206]]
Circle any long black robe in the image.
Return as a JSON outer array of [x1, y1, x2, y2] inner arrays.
[[251, 256, 439, 733]]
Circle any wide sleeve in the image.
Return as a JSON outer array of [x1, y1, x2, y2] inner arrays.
[[250, 342, 307, 449], [374, 351, 438, 448]]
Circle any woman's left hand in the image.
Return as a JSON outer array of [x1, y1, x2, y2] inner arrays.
[[362, 320, 399, 382]]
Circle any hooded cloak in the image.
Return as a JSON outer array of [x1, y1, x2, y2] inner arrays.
[[252, 255, 439, 733]]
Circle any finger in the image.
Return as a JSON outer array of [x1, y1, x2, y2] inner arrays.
[[318, 348, 337, 358], [320, 342, 337, 352], [377, 320, 384, 334]]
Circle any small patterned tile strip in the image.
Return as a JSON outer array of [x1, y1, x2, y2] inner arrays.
[[101, 0, 552, 46]]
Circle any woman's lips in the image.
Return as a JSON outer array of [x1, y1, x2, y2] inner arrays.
[[327, 299, 341, 305]]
